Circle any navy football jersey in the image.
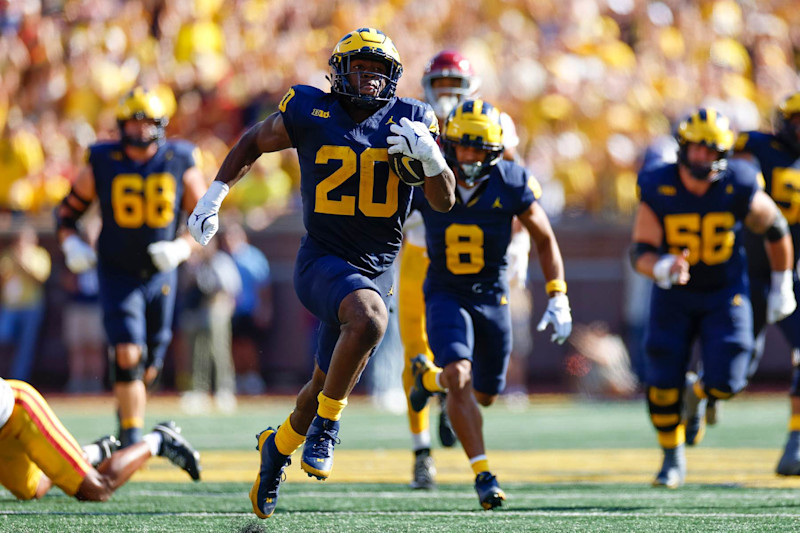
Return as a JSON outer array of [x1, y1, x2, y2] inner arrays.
[[279, 85, 438, 276], [638, 160, 760, 291], [413, 160, 539, 295], [90, 140, 195, 276], [735, 131, 800, 276]]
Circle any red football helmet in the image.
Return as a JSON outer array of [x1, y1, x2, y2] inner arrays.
[[422, 50, 480, 120]]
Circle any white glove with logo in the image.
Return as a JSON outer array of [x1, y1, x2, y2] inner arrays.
[[767, 270, 797, 324], [148, 238, 192, 272], [387, 117, 447, 176], [536, 293, 573, 345], [188, 181, 229, 246], [61, 234, 97, 273]]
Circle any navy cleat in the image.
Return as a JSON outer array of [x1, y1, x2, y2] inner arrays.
[[652, 444, 686, 489], [409, 449, 436, 490], [683, 372, 706, 446], [776, 431, 800, 476], [152, 421, 202, 481], [410, 354, 435, 412], [90, 434, 121, 467], [475, 471, 506, 510], [250, 428, 291, 518], [438, 394, 458, 448], [301, 416, 340, 480]]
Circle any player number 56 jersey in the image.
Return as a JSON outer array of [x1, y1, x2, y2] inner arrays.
[[638, 160, 760, 291]]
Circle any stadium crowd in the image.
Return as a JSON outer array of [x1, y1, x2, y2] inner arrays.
[[1, 0, 799, 224]]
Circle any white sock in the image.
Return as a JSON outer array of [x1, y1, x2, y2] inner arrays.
[[469, 454, 488, 465], [144, 432, 162, 456], [411, 430, 431, 451], [83, 444, 102, 466]]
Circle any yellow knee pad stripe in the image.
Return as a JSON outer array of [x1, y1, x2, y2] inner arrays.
[[648, 387, 679, 406], [651, 413, 680, 427]]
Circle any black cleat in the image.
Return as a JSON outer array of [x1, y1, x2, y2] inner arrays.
[[90, 435, 121, 466], [152, 421, 202, 481], [409, 354, 435, 412], [438, 394, 458, 448], [409, 449, 436, 490], [475, 471, 506, 510]]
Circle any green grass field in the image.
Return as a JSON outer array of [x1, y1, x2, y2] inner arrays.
[[2, 394, 800, 532]]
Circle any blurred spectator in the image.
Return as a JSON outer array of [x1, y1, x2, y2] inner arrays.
[[219, 220, 273, 396], [564, 322, 638, 399], [0, 223, 50, 381], [60, 217, 104, 393], [179, 238, 241, 413]]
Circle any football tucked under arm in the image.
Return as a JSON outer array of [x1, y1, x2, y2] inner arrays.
[[389, 151, 426, 186]]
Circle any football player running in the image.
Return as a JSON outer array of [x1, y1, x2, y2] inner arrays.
[[408, 99, 571, 509], [187, 28, 455, 519], [630, 108, 795, 488], [0, 377, 200, 502], [56, 87, 206, 448], [399, 50, 531, 490], [727, 93, 800, 475]]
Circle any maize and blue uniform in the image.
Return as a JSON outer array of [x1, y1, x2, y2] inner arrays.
[[89, 140, 196, 370], [640, 160, 760, 394], [413, 160, 539, 395], [279, 85, 437, 372], [736, 131, 800, 392]]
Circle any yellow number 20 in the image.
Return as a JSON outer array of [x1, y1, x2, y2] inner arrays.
[[663, 212, 735, 266], [314, 146, 399, 218], [112, 173, 177, 228]]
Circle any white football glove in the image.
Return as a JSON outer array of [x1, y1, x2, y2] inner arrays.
[[767, 270, 797, 324], [188, 181, 229, 246], [61, 234, 97, 273], [147, 238, 192, 272], [536, 293, 572, 345], [652, 254, 680, 289], [387, 117, 447, 177]]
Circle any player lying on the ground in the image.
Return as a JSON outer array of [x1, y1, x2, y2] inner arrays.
[[0, 377, 200, 501]]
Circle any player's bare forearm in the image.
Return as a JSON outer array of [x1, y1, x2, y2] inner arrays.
[[534, 236, 565, 291], [214, 113, 292, 188], [213, 126, 264, 187], [765, 236, 794, 272], [422, 166, 455, 212]]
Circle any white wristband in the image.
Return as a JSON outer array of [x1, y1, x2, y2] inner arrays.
[[772, 270, 793, 292], [422, 151, 448, 177], [204, 180, 230, 208]]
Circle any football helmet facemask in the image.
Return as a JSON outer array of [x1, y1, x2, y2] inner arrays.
[[443, 99, 504, 187], [675, 107, 734, 182], [775, 92, 800, 155], [328, 28, 403, 111], [422, 50, 480, 121], [116, 87, 169, 148]]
